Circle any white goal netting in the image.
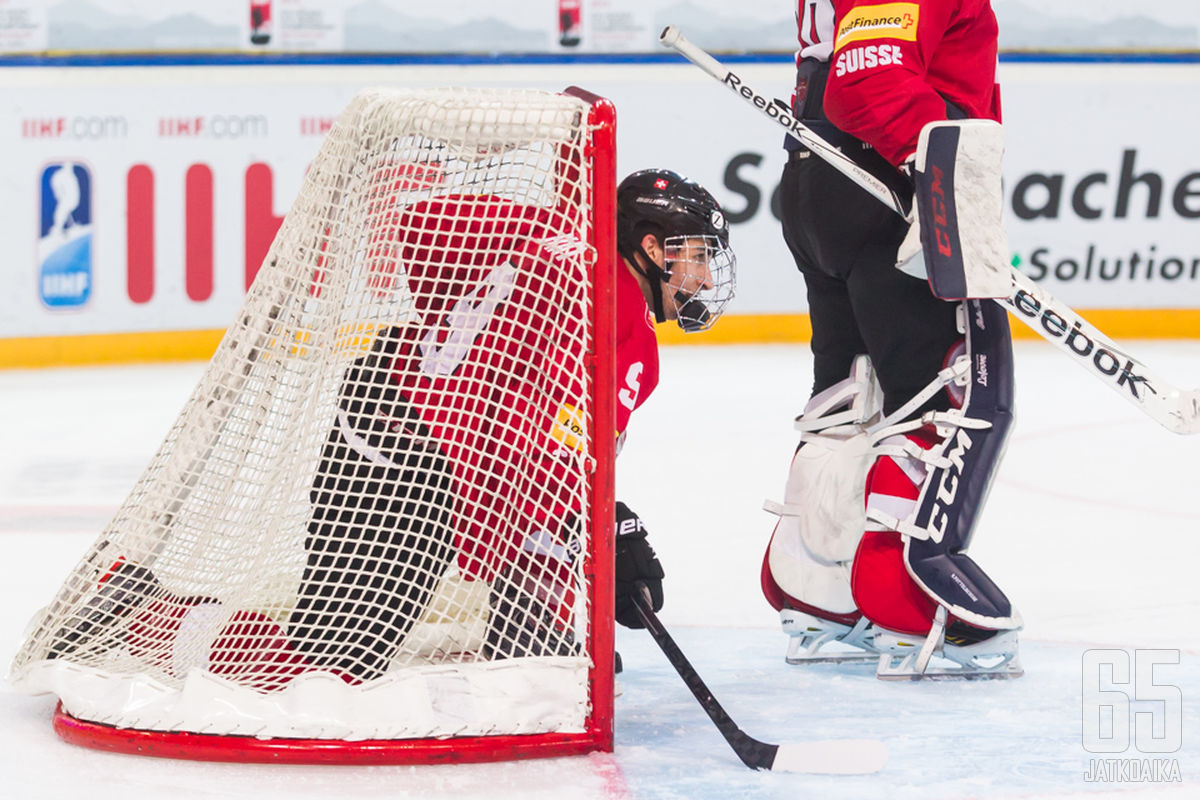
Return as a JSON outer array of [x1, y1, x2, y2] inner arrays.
[[11, 87, 610, 743]]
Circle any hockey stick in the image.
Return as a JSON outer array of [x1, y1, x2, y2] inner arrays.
[[658, 25, 906, 216], [659, 25, 1200, 435], [631, 587, 888, 774]]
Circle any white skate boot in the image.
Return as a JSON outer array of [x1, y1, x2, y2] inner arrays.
[[873, 607, 1023, 680], [780, 607, 879, 664]]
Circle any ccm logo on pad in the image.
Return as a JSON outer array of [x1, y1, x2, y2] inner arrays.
[[834, 44, 903, 77]]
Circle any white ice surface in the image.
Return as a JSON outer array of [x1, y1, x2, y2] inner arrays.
[[2, 341, 1199, 799]]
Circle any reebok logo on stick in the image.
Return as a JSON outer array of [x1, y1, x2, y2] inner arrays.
[[1011, 289, 1154, 400]]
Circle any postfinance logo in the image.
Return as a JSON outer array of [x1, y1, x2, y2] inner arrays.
[[552, 403, 586, 452], [835, 3, 919, 50]]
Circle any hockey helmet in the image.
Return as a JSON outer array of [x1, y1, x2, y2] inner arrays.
[[616, 169, 736, 333]]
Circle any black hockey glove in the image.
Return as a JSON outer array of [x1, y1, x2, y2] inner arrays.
[[614, 501, 664, 629]]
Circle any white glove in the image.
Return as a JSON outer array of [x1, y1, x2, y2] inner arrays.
[[894, 157, 927, 279], [895, 211, 927, 280]]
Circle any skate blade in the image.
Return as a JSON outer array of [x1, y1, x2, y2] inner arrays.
[[876, 667, 1025, 682], [786, 653, 878, 666], [876, 659, 1024, 681]]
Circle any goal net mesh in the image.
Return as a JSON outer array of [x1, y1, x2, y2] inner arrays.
[[12, 87, 607, 743]]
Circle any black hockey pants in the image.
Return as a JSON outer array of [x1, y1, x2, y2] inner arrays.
[[288, 337, 457, 681], [779, 134, 961, 418]]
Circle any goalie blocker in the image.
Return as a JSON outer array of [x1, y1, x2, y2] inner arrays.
[[897, 119, 1011, 301], [762, 298, 1021, 680]]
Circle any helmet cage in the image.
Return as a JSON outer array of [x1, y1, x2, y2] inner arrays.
[[661, 234, 736, 333]]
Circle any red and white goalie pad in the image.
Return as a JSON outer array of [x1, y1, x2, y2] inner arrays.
[[762, 356, 881, 618], [854, 301, 1022, 636]]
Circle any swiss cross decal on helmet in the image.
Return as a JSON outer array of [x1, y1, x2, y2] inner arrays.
[[616, 169, 737, 333], [618, 169, 730, 247]]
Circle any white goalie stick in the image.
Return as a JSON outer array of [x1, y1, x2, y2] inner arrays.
[[660, 25, 1200, 435], [631, 587, 889, 774]]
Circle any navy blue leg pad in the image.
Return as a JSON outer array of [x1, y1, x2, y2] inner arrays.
[[905, 299, 1018, 627], [906, 549, 1014, 623]]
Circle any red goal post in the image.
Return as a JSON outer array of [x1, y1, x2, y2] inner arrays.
[[12, 85, 618, 765]]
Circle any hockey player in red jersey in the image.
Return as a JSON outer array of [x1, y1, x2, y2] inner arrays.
[[761, 0, 1021, 679], [290, 170, 734, 672], [51, 169, 736, 687]]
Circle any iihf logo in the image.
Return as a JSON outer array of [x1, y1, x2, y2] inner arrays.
[[38, 161, 93, 308]]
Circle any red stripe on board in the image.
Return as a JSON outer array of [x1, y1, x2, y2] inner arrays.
[[185, 164, 214, 302], [126, 165, 154, 303], [244, 163, 284, 289]]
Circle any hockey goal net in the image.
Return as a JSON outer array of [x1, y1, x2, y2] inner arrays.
[[10, 86, 617, 764]]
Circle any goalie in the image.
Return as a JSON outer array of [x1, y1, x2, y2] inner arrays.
[[760, 0, 1021, 679], [50, 169, 736, 688]]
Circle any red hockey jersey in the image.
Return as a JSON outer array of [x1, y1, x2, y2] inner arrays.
[[797, 0, 1002, 167], [371, 195, 657, 580], [614, 250, 660, 438]]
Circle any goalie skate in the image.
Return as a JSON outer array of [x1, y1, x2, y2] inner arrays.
[[780, 608, 878, 665], [873, 608, 1023, 681]]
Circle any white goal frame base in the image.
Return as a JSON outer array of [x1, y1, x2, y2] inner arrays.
[[21, 656, 595, 764], [19, 657, 588, 740]]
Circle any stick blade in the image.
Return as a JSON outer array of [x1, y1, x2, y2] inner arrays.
[[770, 738, 888, 775], [1175, 389, 1200, 434]]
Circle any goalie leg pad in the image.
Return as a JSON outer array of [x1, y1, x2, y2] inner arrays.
[[853, 300, 1019, 635], [762, 357, 886, 661], [763, 356, 881, 614], [851, 428, 941, 636], [761, 528, 859, 623], [904, 300, 1020, 630]]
